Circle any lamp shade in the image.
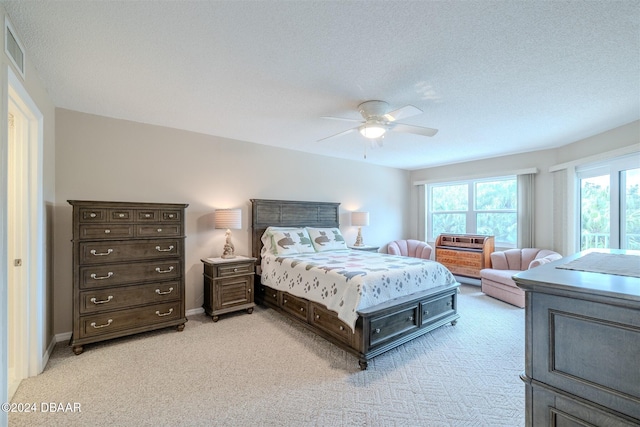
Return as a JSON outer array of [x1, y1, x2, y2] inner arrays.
[[351, 211, 369, 227], [215, 208, 242, 230]]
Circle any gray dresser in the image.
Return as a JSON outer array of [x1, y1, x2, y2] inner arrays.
[[514, 250, 640, 426], [68, 200, 188, 354]]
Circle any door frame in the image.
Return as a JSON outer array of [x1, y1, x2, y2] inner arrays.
[[4, 66, 45, 401]]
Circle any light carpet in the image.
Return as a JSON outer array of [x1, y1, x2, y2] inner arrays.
[[9, 285, 525, 426]]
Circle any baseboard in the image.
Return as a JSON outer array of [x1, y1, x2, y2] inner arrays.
[[55, 308, 205, 343], [454, 275, 481, 286], [55, 331, 72, 344], [187, 307, 205, 316]]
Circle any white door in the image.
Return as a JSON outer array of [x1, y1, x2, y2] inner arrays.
[[6, 68, 45, 401]]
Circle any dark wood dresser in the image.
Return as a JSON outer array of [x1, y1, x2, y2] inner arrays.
[[514, 250, 640, 426], [68, 200, 188, 354], [435, 234, 494, 278]]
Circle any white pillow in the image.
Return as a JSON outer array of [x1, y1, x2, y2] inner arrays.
[[306, 227, 348, 252], [268, 228, 315, 255]]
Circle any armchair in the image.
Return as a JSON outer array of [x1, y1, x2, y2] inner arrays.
[[480, 248, 562, 308], [387, 239, 433, 260]]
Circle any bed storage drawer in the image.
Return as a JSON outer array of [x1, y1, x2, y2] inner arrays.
[[420, 292, 456, 327], [369, 305, 419, 347], [281, 292, 309, 321], [310, 303, 352, 344], [257, 284, 279, 307]]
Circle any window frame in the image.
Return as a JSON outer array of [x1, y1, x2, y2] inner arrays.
[[576, 153, 639, 250], [427, 175, 518, 247]]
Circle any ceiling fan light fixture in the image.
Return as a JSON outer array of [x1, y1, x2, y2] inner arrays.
[[359, 123, 386, 139]]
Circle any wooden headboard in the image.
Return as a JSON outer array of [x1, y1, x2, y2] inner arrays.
[[250, 199, 340, 260]]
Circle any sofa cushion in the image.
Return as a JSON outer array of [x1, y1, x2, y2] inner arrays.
[[479, 268, 520, 288]]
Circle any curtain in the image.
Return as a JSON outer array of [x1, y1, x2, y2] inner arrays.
[[517, 173, 535, 248]]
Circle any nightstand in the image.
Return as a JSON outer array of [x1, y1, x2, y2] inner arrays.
[[348, 245, 380, 252], [201, 256, 257, 322]]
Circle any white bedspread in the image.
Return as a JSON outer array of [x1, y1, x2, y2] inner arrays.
[[261, 250, 457, 331]]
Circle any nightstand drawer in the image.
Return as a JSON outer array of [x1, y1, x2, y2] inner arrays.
[[218, 262, 254, 277]]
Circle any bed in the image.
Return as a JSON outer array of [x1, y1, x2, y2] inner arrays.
[[250, 199, 460, 369]]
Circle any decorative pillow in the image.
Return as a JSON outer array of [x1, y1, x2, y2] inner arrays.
[[306, 227, 348, 252], [269, 228, 315, 255], [261, 227, 295, 255]]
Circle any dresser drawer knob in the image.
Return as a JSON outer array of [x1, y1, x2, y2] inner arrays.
[[247, 289, 251, 293], [157, 228, 163, 233], [407, 316, 414, 321], [315, 314, 320, 319], [155, 266, 174, 274], [300, 307, 305, 312], [272, 294, 277, 298], [374, 328, 381, 334], [283, 299, 288, 304], [90, 319, 113, 329], [168, 214, 175, 218], [339, 326, 345, 331], [446, 301, 451, 306], [104, 229, 111, 234], [145, 213, 151, 218], [118, 213, 125, 218], [90, 295, 113, 304], [90, 212, 97, 218], [155, 287, 174, 295], [155, 245, 174, 252], [424, 310, 429, 316], [90, 249, 113, 256], [155, 308, 174, 317], [90, 272, 113, 280]]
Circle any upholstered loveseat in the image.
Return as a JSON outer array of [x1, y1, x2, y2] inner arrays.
[[480, 248, 562, 308], [387, 239, 433, 260]]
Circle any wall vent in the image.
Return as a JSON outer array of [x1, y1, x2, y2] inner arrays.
[[5, 17, 25, 79]]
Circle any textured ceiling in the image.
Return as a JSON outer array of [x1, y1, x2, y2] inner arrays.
[[2, 1, 639, 170]]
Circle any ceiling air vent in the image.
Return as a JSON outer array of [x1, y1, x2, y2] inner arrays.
[[5, 17, 25, 78]]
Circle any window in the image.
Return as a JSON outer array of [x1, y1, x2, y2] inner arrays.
[[428, 176, 518, 246], [577, 154, 640, 250]]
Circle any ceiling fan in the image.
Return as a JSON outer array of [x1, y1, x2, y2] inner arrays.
[[318, 100, 438, 143]]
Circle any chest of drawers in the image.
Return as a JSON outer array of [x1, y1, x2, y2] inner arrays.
[[68, 200, 188, 354]]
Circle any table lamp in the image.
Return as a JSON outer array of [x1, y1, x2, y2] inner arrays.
[[215, 208, 242, 259], [351, 211, 369, 247]]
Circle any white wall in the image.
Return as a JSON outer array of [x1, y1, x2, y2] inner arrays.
[[409, 120, 640, 253], [54, 108, 411, 334]]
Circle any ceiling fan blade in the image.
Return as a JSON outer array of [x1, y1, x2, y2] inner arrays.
[[391, 123, 438, 137], [383, 105, 422, 122], [321, 116, 363, 123], [317, 127, 357, 142]]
